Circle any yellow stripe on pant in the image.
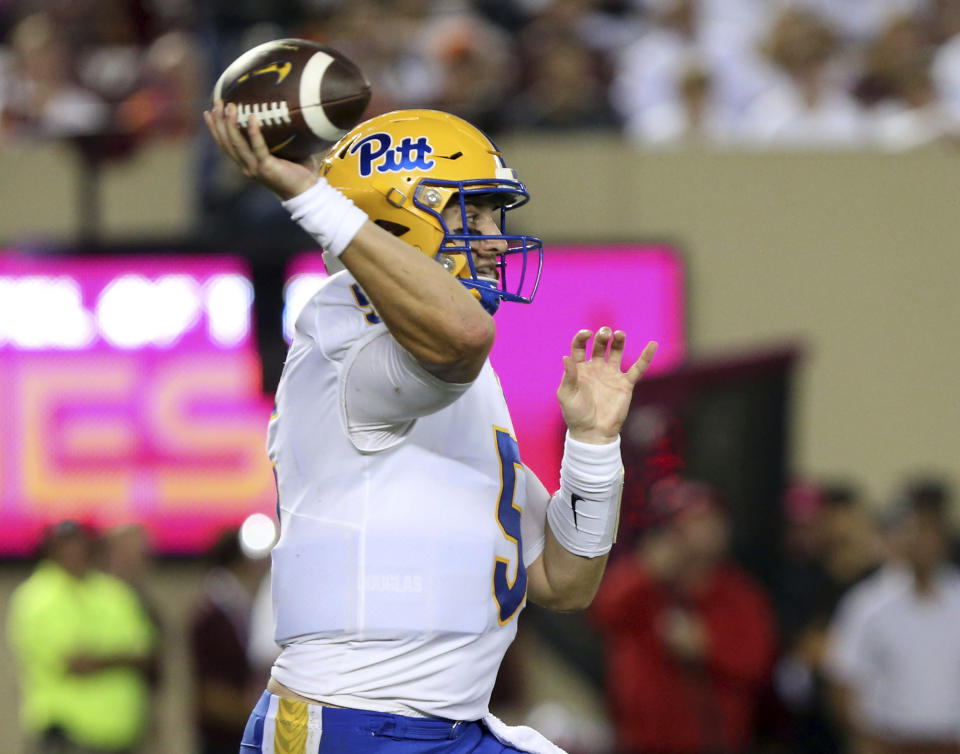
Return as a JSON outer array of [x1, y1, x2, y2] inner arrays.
[[274, 697, 310, 754]]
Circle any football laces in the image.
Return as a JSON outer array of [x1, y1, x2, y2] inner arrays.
[[235, 101, 292, 128]]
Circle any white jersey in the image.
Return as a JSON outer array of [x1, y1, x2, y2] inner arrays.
[[267, 272, 548, 721]]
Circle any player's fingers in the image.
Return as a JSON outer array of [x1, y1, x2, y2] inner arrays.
[[570, 329, 592, 363], [559, 354, 577, 389], [210, 100, 233, 149], [625, 341, 658, 384], [591, 326, 612, 360], [234, 107, 272, 176], [224, 104, 259, 173], [206, 102, 227, 151], [246, 111, 272, 164], [608, 330, 626, 368], [213, 101, 243, 163]]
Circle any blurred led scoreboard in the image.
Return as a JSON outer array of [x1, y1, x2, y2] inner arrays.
[[0, 245, 685, 556], [0, 252, 275, 555]]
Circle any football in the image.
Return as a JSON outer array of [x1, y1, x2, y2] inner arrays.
[[212, 39, 371, 161]]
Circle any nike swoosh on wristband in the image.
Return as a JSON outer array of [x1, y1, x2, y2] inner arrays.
[[571, 493, 583, 529]]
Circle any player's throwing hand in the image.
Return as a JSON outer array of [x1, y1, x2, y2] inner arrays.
[[203, 100, 318, 200], [557, 328, 657, 445]]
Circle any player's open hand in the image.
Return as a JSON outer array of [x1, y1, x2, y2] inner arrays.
[[557, 328, 657, 444], [204, 99, 318, 201]]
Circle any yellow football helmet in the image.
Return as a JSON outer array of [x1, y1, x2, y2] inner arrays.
[[319, 109, 542, 314]]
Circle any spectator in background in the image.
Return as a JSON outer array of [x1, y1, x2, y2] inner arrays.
[[100, 524, 164, 690], [300, 0, 436, 117], [854, 14, 929, 107], [591, 477, 777, 754], [71, 0, 152, 114], [738, 6, 867, 147], [612, 0, 706, 138], [0, 12, 109, 140], [778, 482, 885, 650], [116, 30, 204, 140], [189, 529, 270, 754], [900, 477, 959, 564], [614, 0, 776, 145], [869, 54, 958, 148], [796, 0, 931, 45], [775, 481, 884, 754], [417, 11, 515, 135], [825, 485, 960, 754], [6, 521, 158, 754], [505, 24, 618, 131], [738, 7, 867, 149], [846, 12, 959, 148], [627, 61, 738, 146], [931, 0, 960, 117]]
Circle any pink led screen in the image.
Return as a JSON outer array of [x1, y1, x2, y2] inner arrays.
[[285, 245, 686, 487], [0, 246, 684, 556], [0, 252, 276, 556]]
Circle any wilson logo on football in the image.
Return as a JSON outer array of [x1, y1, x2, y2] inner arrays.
[[350, 133, 435, 177], [237, 62, 292, 85]]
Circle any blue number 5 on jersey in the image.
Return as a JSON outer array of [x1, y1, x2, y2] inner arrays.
[[492, 428, 526, 625]]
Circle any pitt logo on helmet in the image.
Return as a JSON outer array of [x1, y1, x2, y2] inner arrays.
[[351, 133, 434, 178]]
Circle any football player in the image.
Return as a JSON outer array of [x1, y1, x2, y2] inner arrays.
[[204, 102, 657, 754]]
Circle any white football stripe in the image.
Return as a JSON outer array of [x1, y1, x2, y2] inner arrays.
[[212, 68, 227, 102], [213, 40, 277, 102], [300, 51, 347, 142]]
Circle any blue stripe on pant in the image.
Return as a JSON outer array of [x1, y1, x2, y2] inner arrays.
[[240, 691, 273, 752], [240, 691, 527, 753]]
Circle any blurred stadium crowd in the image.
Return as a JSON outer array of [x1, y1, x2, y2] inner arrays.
[[2, 0, 960, 149]]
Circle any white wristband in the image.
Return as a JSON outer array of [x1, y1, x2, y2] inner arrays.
[[281, 178, 368, 257], [546, 432, 624, 557]]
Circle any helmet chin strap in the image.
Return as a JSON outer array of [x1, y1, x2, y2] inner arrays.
[[468, 280, 502, 315], [437, 253, 501, 315]]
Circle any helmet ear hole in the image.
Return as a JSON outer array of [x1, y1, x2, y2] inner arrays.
[[374, 219, 410, 237], [336, 138, 358, 160]]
